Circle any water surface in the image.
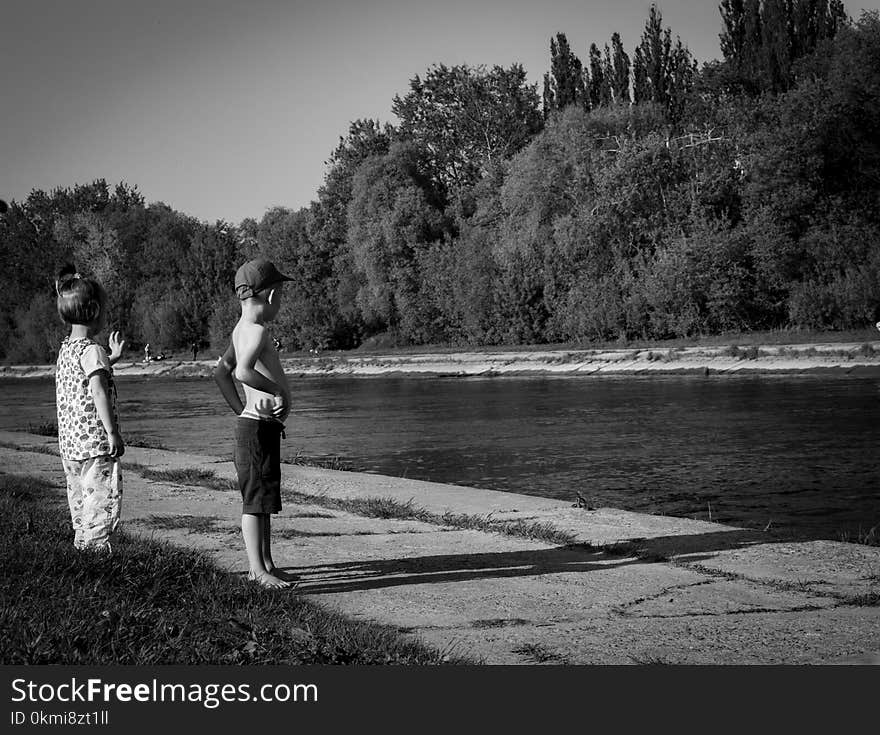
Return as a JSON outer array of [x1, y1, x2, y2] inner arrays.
[[2, 373, 878, 541]]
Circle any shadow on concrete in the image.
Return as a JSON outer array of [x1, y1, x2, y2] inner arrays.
[[609, 528, 778, 563], [289, 544, 636, 594], [288, 527, 776, 594]]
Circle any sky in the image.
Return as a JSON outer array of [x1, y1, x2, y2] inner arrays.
[[3, 0, 880, 224]]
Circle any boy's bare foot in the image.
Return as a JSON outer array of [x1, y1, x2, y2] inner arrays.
[[265, 566, 300, 584], [247, 571, 294, 589]]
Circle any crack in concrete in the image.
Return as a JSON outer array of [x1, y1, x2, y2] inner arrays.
[[614, 579, 717, 615], [621, 603, 832, 620], [681, 561, 877, 606]]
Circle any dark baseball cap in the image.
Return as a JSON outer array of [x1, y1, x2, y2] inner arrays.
[[234, 258, 293, 299]]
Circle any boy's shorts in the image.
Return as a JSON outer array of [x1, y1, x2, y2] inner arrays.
[[234, 418, 283, 514], [61, 455, 122, 550]]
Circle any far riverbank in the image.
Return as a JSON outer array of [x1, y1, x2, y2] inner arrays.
[[3, 340, 880, 379]]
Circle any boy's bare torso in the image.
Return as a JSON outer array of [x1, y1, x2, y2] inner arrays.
[[232, 319, 289, 421]]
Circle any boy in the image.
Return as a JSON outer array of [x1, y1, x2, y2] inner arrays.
[[214, 258, 295, 589]]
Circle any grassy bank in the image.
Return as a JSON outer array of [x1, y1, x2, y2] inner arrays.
[[325, 327, 880, 357], [0, 472, 467, 665], [136, 465, 577, 545]]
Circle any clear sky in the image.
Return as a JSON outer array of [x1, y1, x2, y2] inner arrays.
[[3, 0, 879, 224]]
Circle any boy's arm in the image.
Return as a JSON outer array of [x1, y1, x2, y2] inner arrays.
[[213, 342, 244, 415], [233, 324, 287, 399], [89, 371, 124, 457]]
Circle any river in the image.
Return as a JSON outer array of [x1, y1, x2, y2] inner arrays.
[[1, 373, 878, 542]]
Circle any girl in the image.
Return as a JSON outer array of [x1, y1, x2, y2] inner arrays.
[[54, 264, 126, 550]]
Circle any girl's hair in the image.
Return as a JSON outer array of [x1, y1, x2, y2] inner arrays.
[[55, 264, 106, 325]]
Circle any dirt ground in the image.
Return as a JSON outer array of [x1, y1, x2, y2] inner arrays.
[[2, 430, 878, 665]]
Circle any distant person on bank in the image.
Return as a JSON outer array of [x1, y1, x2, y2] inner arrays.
[[54, 265, 126, 551], [214, 258, 296, 589]]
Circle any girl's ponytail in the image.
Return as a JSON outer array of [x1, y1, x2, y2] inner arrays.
[[55, 263, 78, 296], [55, 264, 105, 325]]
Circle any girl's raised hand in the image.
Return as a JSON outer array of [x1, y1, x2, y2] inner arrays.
[[108, 331, 126, 362]]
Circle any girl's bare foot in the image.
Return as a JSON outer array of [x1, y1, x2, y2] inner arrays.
[[247, 571, 293, 589]]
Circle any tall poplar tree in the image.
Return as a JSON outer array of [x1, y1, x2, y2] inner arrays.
[[588, 43, 607, 108], [543, 33, 587, 115], [719, 0, 848, 95], [636, 4, 672, 105], [610, 32, 632, 103], [632, 4, 694, 116], [632, 46, 650, 102]]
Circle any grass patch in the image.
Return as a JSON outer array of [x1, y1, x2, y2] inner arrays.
[[773, 344, 869, 359], [511, 642, 567, 664], [630, 654, 671, 665], [335, 328, 880, 356], [273, 528, 377, 539], [138, 467, 236, 492], [723, 344, 764, 360], [838, 525, 879, 547], [1, 444, 574, 547], [0, 440, 59, 457], [839, 591, 880, 607], [471, 618, 530, 629], [0, 471, 467, 665], [26, 420, 58, 437], [284, 453, 356, 471], [445, 514, 576, 545], [122, 464, 575, 544], [126, 434, 169, 450], [142, 515, 224, 534], [281, 491, 578, 545]]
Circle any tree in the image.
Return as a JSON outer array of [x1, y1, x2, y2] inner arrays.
[[632, 4, 695, 120], [177, 221, 241, 346], [719, 0, 849, 95], [392, 63, 543, 199], [306, 119, 395, 348], [633, 4, 671, 105], [720, 0, 748, 62], [345, 143, 444, 341], [760, 0, 792, 93], [588, 43, 610, 108], [718, 0, 763, 94], [632, 46, 650, 103], [543, 33, 587, 116], [315, 119, 394, 246], [609, 32, 632, 104]]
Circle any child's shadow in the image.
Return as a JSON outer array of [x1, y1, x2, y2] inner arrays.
[[283, 545, 640, 595], [283, 528, 770, 595]]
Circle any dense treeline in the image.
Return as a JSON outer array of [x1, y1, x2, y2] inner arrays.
[[2, 3, 879, 362]]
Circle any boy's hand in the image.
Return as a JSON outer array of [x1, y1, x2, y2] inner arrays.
[[108, 430, 125, 458], [108, 331, 126, 362], [272, 392, 290, 422]]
